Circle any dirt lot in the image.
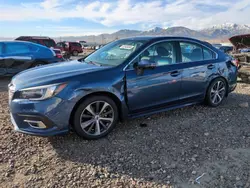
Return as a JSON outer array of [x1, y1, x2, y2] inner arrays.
[[0, 78, 250, 188]]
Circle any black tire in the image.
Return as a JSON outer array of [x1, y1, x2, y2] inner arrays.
[[73, 96, 119, 139], [31, 61, 45, 68], [72, 51, 78, 56], [205, 78, 227, 107]]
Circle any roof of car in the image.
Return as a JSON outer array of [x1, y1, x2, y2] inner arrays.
[[0, 40, 36, 44], [0, 41, 51, 49], [120, 36, 203, 42], [16, 36, 53, 40]]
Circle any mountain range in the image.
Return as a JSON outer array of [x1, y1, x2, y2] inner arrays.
[[56, 23, 250, 44]]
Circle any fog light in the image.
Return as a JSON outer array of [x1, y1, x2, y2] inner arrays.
[[24, 120, 47, 129]]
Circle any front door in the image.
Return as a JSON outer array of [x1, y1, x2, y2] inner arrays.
[[125, 41, 182, 113]]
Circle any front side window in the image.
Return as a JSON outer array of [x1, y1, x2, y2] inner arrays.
[[5, 43, 30, 54], [128, 41, 175, 69], [139, 41, 175, 66], [83, 39, 147, 66], [56, 43, 63, 47], [180, 42, 203, 62]]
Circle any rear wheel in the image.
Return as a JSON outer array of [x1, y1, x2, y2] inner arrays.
[[72, 50, 78, 56], [206, 78, 227, 107], [73, 96, 118, 139]]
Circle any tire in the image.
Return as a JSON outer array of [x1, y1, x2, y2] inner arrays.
[[72, 51, 78, 56], [31, 61, 45, 68], [205, 78, 227, 107], [73, 96, 119, 139]]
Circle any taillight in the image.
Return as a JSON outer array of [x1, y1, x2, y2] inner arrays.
[[232, 58, 239, 67], [56, 54, 63, 59]]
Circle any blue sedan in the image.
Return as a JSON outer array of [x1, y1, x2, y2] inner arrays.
[[9, 36, 238, 139], [0, 41, 62, 76]]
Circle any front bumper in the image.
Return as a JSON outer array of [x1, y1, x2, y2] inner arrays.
[[9, 97, 71, 136]]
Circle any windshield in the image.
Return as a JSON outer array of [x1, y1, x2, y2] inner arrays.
[[83, 39, 146, 66]]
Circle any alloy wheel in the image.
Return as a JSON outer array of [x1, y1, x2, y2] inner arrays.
[[210, 80, 226, 105], [80, 101, 114, 136]]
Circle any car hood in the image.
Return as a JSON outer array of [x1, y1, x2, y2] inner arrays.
[[11, 60, 109, 89], [229, 34, 250, 50]]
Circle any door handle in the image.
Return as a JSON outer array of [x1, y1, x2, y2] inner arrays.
[[207, 64, 215, 69], [170, 71, 180, 77]]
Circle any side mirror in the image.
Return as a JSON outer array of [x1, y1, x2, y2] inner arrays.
[[134, 59, 156, 76], [136, 59, 157, 69]]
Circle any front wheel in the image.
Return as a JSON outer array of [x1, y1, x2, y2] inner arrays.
[[205, 78, 227, 107], [31, 61, 45, 68], [73, 96, 119, 139], [72, 51, 78, 56]]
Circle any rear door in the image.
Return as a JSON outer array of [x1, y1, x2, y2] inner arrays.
[[3, 42, 34, 74], [177, 41, 217, 101]]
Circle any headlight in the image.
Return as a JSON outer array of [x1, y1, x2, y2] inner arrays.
[[17, 83, 67, 100]]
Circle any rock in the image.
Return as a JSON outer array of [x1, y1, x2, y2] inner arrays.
[[236, 176, 240, 181], [204, 132, 209, 136], [169, 163, 177, 169], [140, 123, 147, 127], [239, 102, 249, 108], [180, 139, 184, 143], [67, 173, 73, 179], [167, 175, 171, 179], [191, 157, 196, 162], [5, 172, 10, 177], [192, 171, 197, 175]]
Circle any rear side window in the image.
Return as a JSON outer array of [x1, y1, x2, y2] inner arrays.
[[43, 40, 56, 48], [180, 42, 203, 62], [29, 44, 39, 52], [180, 42, 215, 62], [71, 42, 81, 47], [31, 39, 41, 45], [5, 43, 30, 54], [203, 48, 213, 60]]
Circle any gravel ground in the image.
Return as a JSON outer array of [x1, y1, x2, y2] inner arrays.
[[0, 78, 250, 188]]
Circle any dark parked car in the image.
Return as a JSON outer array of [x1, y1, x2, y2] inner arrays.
[[15, 36, 64, 60], [56, 42, 83, 56], [15, 36, 57, 48], [9, 37, 238, 139], [219, 46, 233, 54], [0, 41, 61, 76]]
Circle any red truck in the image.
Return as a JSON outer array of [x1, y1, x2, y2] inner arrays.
[[56, 42, 83, 56]]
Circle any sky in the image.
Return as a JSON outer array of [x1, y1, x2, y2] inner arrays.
[[0, 0, 250, 37]]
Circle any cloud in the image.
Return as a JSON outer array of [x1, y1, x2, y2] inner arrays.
[[40, 0, 76, 9], [0, 0, 249, 30]]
